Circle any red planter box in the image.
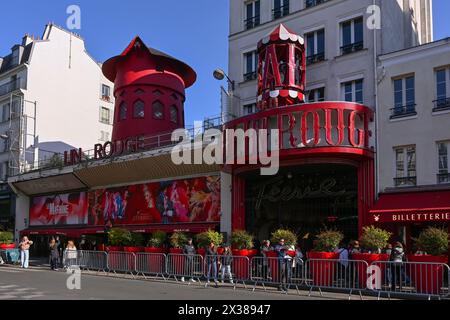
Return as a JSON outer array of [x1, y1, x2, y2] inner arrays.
[[106, 246, 123, 252], [123, 246, 145, 253], [407, 254, 448, 295], [0, 244, 15, 250], [144, 247, 168, 254], [352, 253, 389, 288], [307, 252, 339, 287], [169, 248, 183, 254], [97, 244, 106, 252], [197, 248, 206, 257], [231, 249, 252, 280]]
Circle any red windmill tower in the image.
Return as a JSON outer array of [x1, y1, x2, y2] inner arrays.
[[257, 24, 306, 110], [102, 37, 197, 142]]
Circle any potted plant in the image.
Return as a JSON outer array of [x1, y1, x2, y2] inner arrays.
[[0, 231, 15, 250], [169, 232, 189, 254], [270, 229, 297, 257], [106, 228, 131, 252], [195, 229, 223, 256], [123, 232, 145, 253], [308, 229, 344, 287], [231, 230, 254, 257], [145, 231, 168, 254], [354, 226, 392, 287], [409, 227, 449, 294]]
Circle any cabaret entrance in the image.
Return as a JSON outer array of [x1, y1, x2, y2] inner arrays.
[[243, 164, 358, 247]]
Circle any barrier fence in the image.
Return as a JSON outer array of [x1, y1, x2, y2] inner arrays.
[[60, 250, 450, 299]]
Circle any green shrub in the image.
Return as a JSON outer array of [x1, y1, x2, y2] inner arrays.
[[147, 231, 167, 248], [107, 228, 132, 246], [0, 231, 14, 244], [314, 229, 344, 252], [270, 229, 297, 247], [169, 232, 189, 249], [129, 232, 145, 247], [359, 226, 392, 252], [415, 227, 448, 256], [231, 230, 254, 250], [196, 230, 223, 248]]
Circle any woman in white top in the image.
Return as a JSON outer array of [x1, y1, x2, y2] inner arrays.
[[64, 240, 78, 269]]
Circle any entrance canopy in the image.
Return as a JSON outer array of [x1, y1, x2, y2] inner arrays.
[[369, 190, 450, 224]]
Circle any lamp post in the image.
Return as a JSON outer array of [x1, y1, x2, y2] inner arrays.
[[213, 68, 238, 124]]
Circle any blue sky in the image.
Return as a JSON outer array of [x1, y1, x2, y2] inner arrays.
[[0, 0, 449, 126]]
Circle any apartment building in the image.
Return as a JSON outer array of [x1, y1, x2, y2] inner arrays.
[[0, 23, 114, 229], [228, 0, 433, 117]]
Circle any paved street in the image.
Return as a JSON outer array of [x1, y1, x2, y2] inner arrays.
[[0, 265, 382, 300]]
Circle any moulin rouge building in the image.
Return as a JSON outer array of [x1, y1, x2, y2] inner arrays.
[[9, 25, 376, 254]]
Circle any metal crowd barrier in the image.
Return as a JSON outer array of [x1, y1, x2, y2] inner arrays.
[[370, 261, 450, 299], [217, 255, 250, 289], [107, 251, 136, 276], [136, 253, 167, 280], [304, 259, 370, 298], [63, 250, 108, 273], [166, 253, 204, 283]]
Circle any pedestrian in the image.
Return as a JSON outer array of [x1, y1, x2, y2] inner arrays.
[[292, 244, 304, 280], [64, 240, 77, 270], [335, 241, 349, 285], [19, 236, 33, 269], [389, 242, 406, 291], [49, 237, 61, 271], [274, 239, 292, 292], [181, 238, 196, 283], [260, 240, 273, 280], [219, 245, 234, 284], [205, 241, 219, 288]]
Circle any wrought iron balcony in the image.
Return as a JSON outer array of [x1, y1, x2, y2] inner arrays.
[[244, 15, 260, 30], [273, 4, 290, 20], [0, 78, 25, 97], [306, 52, 325, 65], [243, 71, 257, 82], [437, 173, 450, 184], [340, 41, 364, 55], [394, 176, 417, 187], [390, 104, 417, 119], [433, 98, 450, 112]]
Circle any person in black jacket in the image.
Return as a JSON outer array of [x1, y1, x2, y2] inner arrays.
[[49, 237, 61, 271], [181, 238, 196, 283], [219, 245, 234, 284], [389, 242, 406, 291], [205, 242, 219, 287]]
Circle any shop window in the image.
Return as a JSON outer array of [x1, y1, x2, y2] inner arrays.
[[119, 102, 127, 121], [133, 100, 145, 118], [152, 101, 164, 120], [170, 105, 178, 124]]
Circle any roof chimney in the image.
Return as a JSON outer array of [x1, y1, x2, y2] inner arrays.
[[22, 34, 33, 46]]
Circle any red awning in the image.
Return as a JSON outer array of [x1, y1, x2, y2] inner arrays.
[[369, 190, 450, 224], [20, 227, 105, 238]]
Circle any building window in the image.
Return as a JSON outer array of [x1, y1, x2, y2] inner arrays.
[[307, 87, 325, 102], [340, 17, 364, 55], [305, 29, 325, 65], [273, 0, 289, 20], [394, 146, 416, 186], [305, 0, 329, 8], [119, 102, 127, 121], [133, 100, 145, 118], [434, 69, 450, 110], [152, 101, 164, 120], [170, 105, 178, 124], [99, 107, 111, 124], [245, 1, 260, 30], [341, 79, 363, 104], [391, 76, 416, 118], [1, 104, 10, 122], [101, 84, 111, 101], [100, 131, 110, 142], [243, 103, 257, 115], [243, 51, 258, 81], [438, 142, 450, 184]]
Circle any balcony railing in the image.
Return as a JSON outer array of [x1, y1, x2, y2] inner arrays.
[[243, 71, 257, 82], [244, 15, 260, 30], [0, 78, 25, 97], [390, 104, 417, 119], [437, 173, 450, 184], [306, 52, 325, 65], [305, 0, 330, 8], [394, 176, 417, 187], [340, 41, 364, 55], [273, 4, 290, 20], [433, 98, 450, 112]]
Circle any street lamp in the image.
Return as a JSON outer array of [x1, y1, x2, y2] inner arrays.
[[213, 68, 235, 91]]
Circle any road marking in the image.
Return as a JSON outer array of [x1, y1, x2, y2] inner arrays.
[[0, 285, 19, 289], [14, 288, 37, 292], [22, 294, 45, 299]]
